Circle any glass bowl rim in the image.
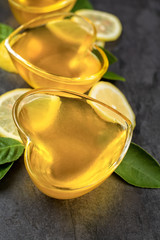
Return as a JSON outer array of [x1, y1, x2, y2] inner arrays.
[[8, 0, 76, 13]]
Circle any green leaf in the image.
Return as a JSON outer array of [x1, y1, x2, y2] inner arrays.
[[0, 23, 13, 43], [0, 162, 14, 180], [103, 71, 126, 81], [115, 143, 160, 188], [0, 137, 24, 165], [100, 47, 118, 65], [72, 0, 93, 12]]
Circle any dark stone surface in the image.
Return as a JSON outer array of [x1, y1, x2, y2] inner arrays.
[[0, 0, 160, 239]]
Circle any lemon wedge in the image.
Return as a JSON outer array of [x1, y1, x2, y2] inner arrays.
[[0, 88, 31, 141], [0, 40, 17, 73], [75, 9, 122, 42], [89, 81, 136, 128]]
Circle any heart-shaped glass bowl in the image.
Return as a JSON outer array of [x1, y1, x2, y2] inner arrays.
[[5, 12, 109, 93], [8, 0, 77, 24], [13, 88, 132, 199]]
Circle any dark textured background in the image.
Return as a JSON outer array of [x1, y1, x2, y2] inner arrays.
[[0, 0, 160, 239]]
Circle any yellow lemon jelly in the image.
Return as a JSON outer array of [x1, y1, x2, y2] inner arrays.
[[13, 90, 132, 199], [6, 14, 108, 93]]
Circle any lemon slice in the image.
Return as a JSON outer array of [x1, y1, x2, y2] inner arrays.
[[89, 81, 136, 128], [75, 9, 122, 42], [22, 94, 61, 133], [95, 40, 105, 47], [0, 40, 17, 73], [47, 19, 94, 46], [0, 88, 31, 141]]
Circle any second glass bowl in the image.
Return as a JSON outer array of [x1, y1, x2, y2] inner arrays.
[[5, 12, 109, 93]]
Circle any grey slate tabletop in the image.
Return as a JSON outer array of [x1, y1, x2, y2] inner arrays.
[[0, 0, 160, 239]]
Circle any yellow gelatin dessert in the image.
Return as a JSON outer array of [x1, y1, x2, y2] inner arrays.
[[5, 13, 108, 93], [13, 89, 132, 199]]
